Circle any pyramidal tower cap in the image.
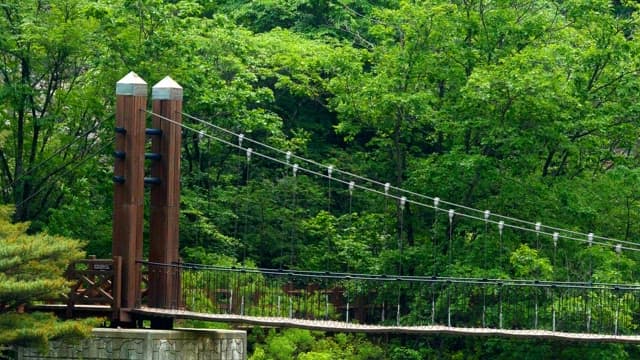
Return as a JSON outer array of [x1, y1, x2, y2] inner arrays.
[[152, 76, 183, 101], [116, 72, 147, 96]]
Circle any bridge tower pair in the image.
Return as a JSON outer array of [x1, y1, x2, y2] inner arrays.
[[112, 72, 183, 328]]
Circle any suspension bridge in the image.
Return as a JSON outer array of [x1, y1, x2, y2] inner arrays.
[[35, 72, 640, 343]]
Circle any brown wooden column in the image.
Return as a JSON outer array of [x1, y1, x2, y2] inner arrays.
[[148, 77, 183, 320], [112, 72, 147, 323]]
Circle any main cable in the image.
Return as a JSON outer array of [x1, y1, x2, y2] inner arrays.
[[156, 111, 640, 252], [181, 112, 638, 249]]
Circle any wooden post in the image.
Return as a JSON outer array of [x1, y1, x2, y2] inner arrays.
[[149, 77, 182, 328], [113, 72, 147, 324], [112, 256, 122, 322]]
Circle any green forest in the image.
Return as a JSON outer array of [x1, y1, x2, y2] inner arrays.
[[2, 0, 640, 358]]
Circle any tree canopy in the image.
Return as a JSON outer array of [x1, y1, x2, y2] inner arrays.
[[2, 0, 640, 357]]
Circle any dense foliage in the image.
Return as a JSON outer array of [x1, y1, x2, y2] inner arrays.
[[249, 329, 385, 360], [247, 328, 640, 360], [2, 0, 640, 357], [0, 206, 93, 352]]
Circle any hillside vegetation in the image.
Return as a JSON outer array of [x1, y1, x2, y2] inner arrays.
[[2, 0, 640, 358]]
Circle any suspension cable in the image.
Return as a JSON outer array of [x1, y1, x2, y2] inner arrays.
[[181, 111, 636, 248], [242, 146, 252, 265], [290, 163, 299, 266], [140, 260, 640, 290], [151, 111, 640, 253]]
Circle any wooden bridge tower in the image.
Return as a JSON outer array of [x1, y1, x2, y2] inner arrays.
[[112, 73, 183, 328]]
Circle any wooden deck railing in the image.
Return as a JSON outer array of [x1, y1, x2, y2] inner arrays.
[[64, 256, 121, 320]]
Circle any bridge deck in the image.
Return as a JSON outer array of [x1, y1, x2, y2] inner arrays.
[[133, 307, 640, 344], [30, 304, 112, 316]]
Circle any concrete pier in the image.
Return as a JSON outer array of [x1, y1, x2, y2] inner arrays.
[[17, 328, 246, 360]]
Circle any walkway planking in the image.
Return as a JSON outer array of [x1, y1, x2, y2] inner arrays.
[[133, 307, 640, 344], [29, 304, 112, 318]]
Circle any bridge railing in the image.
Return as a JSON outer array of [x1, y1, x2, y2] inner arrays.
[[141, 261, 640, 335], [64, 257, 121, 319]]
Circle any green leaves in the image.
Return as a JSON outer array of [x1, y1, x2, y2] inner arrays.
[[0, 0, 112, 224], [0, 206, 84, 308], [0, 206, 92, 348], [0, 312, 95, 351], [250, 329, 385, 360], [510, 244, 553, 279]]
